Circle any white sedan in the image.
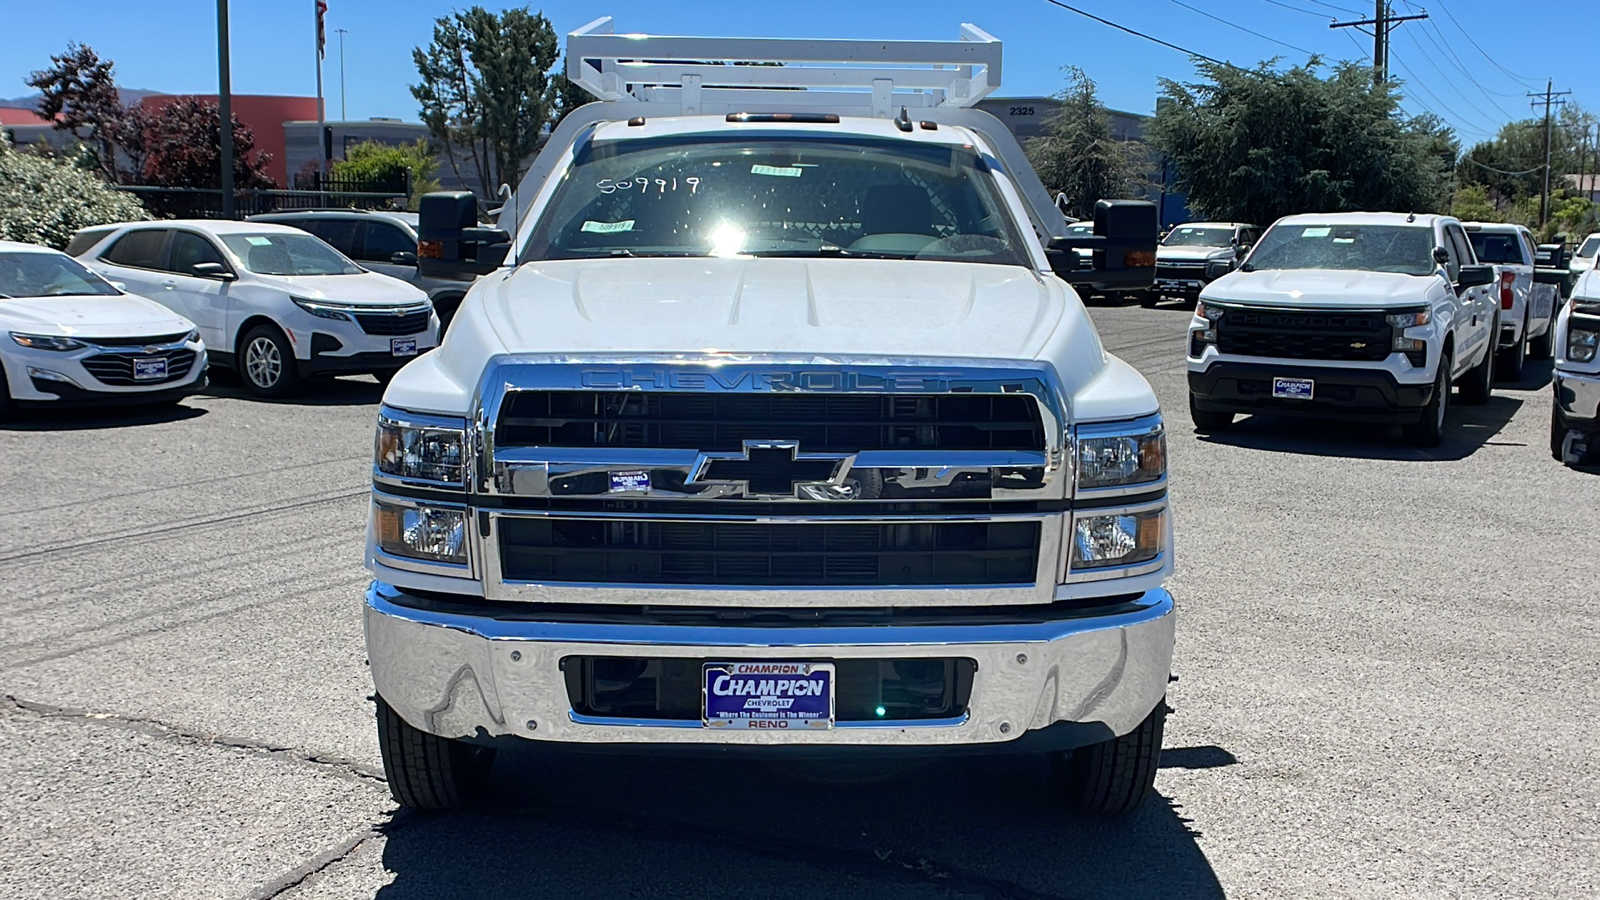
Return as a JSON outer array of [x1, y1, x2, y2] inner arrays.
[[0, 241, 206, 415]]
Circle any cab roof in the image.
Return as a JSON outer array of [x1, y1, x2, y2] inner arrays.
[[1273, 212, 1453, 228]]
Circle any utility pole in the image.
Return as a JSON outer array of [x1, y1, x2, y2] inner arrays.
[[1330, 1, 1428, 87], [1528, 80, 1571, 228], [336, 28, 348, 121], [217, 0, 234, 219]]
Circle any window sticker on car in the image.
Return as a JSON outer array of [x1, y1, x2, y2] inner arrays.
[[751, 164, 803, 178], [1301, 227, 1331, 238], [581, 220, 635, 234], [246, 236, 273, 246]]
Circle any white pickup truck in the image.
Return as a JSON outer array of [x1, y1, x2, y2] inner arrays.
[[1462, 221, 1557, 380], [364, 21, 1174, 816], [1187, 212, 1499, 446], [1553, 270, 1600, 465]]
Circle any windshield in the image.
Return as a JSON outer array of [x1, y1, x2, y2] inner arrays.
[[0, 251, 119, 298], [1577, 236, 1600, 259], [1245, 223, 1435, 275], [1468, 231, 1524, 264], [523, 135, 1030, 266], [1162, 226, 1233, 247], [220, 233, 362, 276]]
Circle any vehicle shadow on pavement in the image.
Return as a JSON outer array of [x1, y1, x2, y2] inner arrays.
[[373, 747, 1228, 900], [1195, 394, 1524, 462], [199, 370, 386, 406], [0, 401, 206, 431], [1497, 357, 1554, 392]]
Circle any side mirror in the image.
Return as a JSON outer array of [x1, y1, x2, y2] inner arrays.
[[417, 191, 511, 280], [1433, 246, 1451, 266], [391, 251, 419, 267], [1045, 199, 1157, 292], [191, 261, 236, 281], [1456, 263, 1495, 289]]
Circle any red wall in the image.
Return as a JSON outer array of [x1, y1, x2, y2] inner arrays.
[[140, 94, 319, 187]]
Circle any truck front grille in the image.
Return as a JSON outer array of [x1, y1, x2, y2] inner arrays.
[[494, 391, 1045, 452], [498, 517, 1040, 587], [353, 309, 430, 335], [565, 656, 976, 722], [1216, 308, 1392, 362], [1155, 262, 1206, 280]]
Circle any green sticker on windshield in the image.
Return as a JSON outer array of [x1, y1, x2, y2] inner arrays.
[[1301, 227, 1331, 238], [581, 219, 635, 234], [245, 236, 273, 246], [751, 164, 803, 178]]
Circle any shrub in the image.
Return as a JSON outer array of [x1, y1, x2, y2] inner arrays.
[[0, 133, 147, 249]]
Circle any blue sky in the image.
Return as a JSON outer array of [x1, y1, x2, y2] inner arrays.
[[5, 0, 1593, 146]]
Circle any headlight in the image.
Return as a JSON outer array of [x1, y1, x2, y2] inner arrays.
[[1070, 509, 1164, 570], [375, 410, 467, 486], [1386, 307, 1431, 353], [10, 332, 86, 352], [1570, 328, 1599, 363], [1193, 301, 1223, 346], [1076, 419, 1165, 490], [292, 296, 352, 320], [184, 329, 201, 344], [374, 499, 467, 564]]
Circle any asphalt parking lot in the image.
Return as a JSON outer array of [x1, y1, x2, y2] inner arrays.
[[0, 301, 1595, 900]]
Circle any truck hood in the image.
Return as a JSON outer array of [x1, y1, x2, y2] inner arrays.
[[472, 258, 1066, 359], [0, 293, 195, 336], [1201, 268, 1439, 307], [1157, 246, 1231, 262]]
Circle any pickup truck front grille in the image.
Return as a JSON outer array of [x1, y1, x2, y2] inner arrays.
[[498, 517, 1040, 587], [1155, 262, 1207, 280], [495, 391, 1045, 452], [1216, 308, 1392, 362]]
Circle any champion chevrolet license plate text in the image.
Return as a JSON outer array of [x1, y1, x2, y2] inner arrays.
[[1272, 377, 1315, 400], [703, 662, 835, 730]]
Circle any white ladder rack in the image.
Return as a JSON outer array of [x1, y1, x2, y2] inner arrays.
[[566, 17, 1002, 118]]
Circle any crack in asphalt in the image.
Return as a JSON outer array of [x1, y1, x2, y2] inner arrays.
[[2, 694, 387, 787], [242, 829, 379, 900]]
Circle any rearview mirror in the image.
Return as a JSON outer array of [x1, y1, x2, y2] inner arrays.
[[1433, 246, 1451, 266], [1456, 263, 1494, 289], [1044, 199, 1157, 292], [417, 191, 511, 280], [191, 261, 235, 281], [391, 251, 419, 267]]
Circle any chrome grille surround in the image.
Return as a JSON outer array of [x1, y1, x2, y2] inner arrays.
[[468, 354, 1071, 607]]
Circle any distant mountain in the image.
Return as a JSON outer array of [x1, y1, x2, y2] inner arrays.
[[0, 88, 161, 110]]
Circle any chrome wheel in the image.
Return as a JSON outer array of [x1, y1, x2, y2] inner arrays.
[[245, 336, 282, 388]]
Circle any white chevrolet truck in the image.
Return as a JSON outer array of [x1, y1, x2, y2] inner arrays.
[[364, 21, 1172, 815], [1553, 270, 1600, 465]]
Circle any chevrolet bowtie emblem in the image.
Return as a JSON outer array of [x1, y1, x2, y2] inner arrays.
[[1350, 342, 1367, 349], [694, 442, 845, 496]]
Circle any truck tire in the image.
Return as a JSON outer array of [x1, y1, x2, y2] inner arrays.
[[1055, 698, 1166, 817], [1497, 314, 1526, 382], [376, 695, 496, 810], [1458, 331, 1495, 406], [1529, 316, 1554, 359], [238, 323, 302, 399], [1188, 392, 1233, 432], [1139, 291, 1160, 309], [1402, 353, 1450, 447]]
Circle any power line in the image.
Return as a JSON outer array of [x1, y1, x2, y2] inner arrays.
[[1410, 15, 1523, 99], [1301, 0, 1364, 14], [1395, 28, 1514, 123], [1255, 0, 1335, 17], [1163, 0, 1315, 55], [1432, 0, 1539, 88], [1038, 0, 1252, 74], [1330, 2, 1428, 87], [1389, 53, 1498, 136], [1460, 156, 1543, 177], [1529, 80, 1571, 225]]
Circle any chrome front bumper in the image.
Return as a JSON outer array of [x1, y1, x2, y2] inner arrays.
[[1555, 369, 1600, 422], [365, 582, 1175, 750]]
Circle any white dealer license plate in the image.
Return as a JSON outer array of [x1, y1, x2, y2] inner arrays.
[[703, 662, 834, 730], [1272, 377, 1314, 400], [390, 338, 418, 357], [132, 357, 168, 381]]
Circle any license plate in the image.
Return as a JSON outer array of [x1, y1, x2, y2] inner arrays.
[[703, 662, 834, 730], [133, 357, 168, 381], [1272, 377, 1314, 400], [390, 338, 418, 357]]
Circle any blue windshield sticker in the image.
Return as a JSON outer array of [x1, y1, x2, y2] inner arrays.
[[609, 470, 650, 493]]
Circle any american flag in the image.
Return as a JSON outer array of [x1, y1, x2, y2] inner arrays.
[[316, 0, 328, 59]]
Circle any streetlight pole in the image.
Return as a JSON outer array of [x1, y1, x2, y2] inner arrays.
[[336, 28, 348, 121], [217, 0, 235, 218]]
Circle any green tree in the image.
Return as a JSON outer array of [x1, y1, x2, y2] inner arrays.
[[1025, 67, 1145, 220], [411, 6, 559, 198], [0, 130, 147, 249], [1450, 183, 1499, 223], [332, 139, 442, 210], [1150, 58, 1454, 224], [547, 67, 594, 130], [25, 42, 127, 182]]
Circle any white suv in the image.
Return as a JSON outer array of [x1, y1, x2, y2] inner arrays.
[[72, 220, 437, 397], [1187, 212, 1499, 446]]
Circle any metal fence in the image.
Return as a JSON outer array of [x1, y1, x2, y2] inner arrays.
[[113, 172, 411, 220]]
